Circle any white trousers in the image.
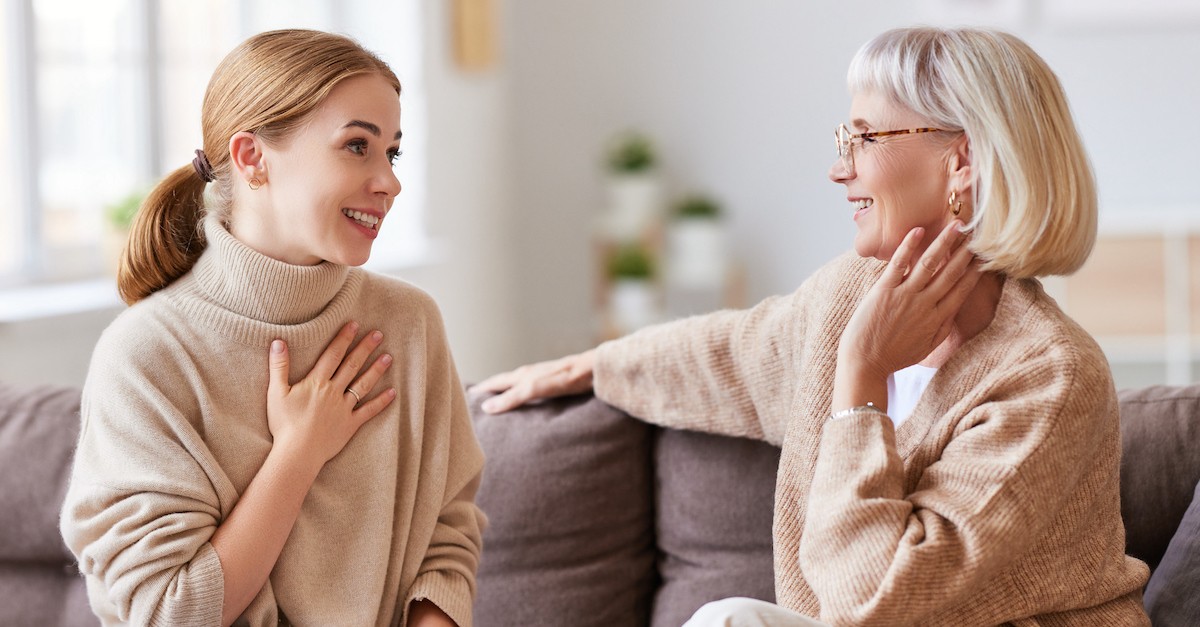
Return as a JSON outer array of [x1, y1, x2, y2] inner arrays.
[[683, 597, 831, 627]]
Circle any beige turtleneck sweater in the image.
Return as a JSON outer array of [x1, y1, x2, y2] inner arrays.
[[594, 252, 1150, 626], [60, 216, 485, 627]]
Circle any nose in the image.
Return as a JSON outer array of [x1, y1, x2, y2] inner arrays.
[[828, 157, 853, 183], [374, 162, 402, 198]]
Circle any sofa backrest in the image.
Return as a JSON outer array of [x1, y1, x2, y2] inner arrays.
[[469, 390, 779, 627], [1116, 385, 1200, 625], [0, 382, 94, 626]]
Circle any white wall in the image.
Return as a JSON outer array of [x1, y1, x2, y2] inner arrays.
[[396, 0, 518, 383], [502, 0, 1200, 367]]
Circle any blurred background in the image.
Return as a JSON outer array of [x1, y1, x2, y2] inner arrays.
[[1, 0, 1198, 389]]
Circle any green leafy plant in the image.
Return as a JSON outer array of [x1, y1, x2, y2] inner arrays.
[[607, 132, 656, 173], [606, 243, 655, 280], [673, 194, 721, 220], [105, 190, 145, 231]]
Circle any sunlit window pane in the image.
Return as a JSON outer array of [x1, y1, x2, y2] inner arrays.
[[1, 0, 428, 289], [0, 3, 20, 281], [242, 0, 334, 32], [158, 1, 238, 174], [34, 0, 151, 281]]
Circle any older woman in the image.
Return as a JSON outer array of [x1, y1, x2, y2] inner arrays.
[[475, 27, 1150, 626]]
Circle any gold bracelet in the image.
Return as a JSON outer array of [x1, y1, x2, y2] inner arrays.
[[828, 402, 886, 422]]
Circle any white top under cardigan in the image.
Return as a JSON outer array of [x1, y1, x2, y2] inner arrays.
[[888, 364, 938, 426]]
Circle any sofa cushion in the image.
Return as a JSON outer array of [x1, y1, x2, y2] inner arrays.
[[0, 382, 81, 562], [470, 391, 657, 627], [1118, 385, 1200, 570], [651, 429, 779, 627], [1143, 477, 1200, 626], [0, 562, 93, 627]]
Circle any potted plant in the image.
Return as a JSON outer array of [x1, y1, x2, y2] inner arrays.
[[103, 190, 144, 275], [606, 242, 659, 334], [602, 131, 664, 241], [607, 132, 656, 173], [673, 195, 721, 220], [667, 194, 728, 290]]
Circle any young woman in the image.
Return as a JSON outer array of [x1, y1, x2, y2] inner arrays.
[[475, 27, 1150, 626], [60, 30, 484, 627]]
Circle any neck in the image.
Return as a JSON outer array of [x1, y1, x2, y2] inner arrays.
[[920, 271, 1004, 368]]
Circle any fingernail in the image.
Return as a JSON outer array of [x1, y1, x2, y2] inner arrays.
[[349, 321, 360, 332], [481, 399, 496, 413], [387, 389, 397, 398], [372, 330, 383, 342], [381, 353, 393, 365], [271, 340, 284, 354]]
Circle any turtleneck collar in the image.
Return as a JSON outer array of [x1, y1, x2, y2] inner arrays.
[[190, 214, 351, 325]]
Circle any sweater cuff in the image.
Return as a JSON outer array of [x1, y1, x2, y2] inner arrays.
[[406, 570, 474, 627], [813, 412, 904, 501], [148, 542, 224, 627]]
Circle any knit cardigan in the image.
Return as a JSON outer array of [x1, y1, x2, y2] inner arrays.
[[60, 216, 486, 627], [594, 252, 1150, 626]]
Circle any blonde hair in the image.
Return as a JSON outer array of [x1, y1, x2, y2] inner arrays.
[[118, 29, 401, 304], [847, 27, 1096, 278]]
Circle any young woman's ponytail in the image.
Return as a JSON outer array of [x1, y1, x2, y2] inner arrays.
[[116, 165, 208, 305]]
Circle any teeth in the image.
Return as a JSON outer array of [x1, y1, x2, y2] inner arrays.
[[853, 199, 874, 211], [342, 208, 380, 227]]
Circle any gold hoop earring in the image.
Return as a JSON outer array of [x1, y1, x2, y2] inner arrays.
[[248, 178, 262, 191], [949, 190, 963, 216]]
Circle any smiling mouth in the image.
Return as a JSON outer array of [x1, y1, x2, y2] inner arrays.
[[342, 208, 380, 230], [852, 198, 874, 219]]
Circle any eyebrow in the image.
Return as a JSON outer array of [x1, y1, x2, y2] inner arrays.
[[343, 119, 403, 141], [850, 117, 871, 130]]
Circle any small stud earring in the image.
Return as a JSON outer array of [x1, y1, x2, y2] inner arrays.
[[249, 178, 262, 191]]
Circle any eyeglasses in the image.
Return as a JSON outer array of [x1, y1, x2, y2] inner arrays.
[[834, 123, 947, 175]]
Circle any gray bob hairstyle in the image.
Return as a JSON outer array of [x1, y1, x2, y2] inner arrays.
[[848, 27, 1096, 278]]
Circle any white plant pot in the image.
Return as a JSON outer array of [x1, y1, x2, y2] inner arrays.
[[667, 219, 727, 289], [603, 173, 663, 241], [609, 279, 659, 334]]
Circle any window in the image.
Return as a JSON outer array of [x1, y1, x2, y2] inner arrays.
[[0, 0, 426, 290]]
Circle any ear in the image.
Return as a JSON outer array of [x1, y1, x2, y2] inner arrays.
[[947, 132, 973, 195], [228, 131, 266, 184]]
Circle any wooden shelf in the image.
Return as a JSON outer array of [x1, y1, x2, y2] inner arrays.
[[1049, 207, 1200, 385]]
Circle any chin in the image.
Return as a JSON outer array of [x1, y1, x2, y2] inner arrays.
[[327, 249, 373, 267], [853, 236, 882, 261]]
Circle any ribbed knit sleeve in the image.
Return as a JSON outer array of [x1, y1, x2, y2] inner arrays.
[[60, 308, 232, 627], [594, 253, 878, 446], [403, 294, 486, 627]]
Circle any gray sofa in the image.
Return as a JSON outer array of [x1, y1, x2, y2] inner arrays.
[[2, 381, 1198, 626]]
